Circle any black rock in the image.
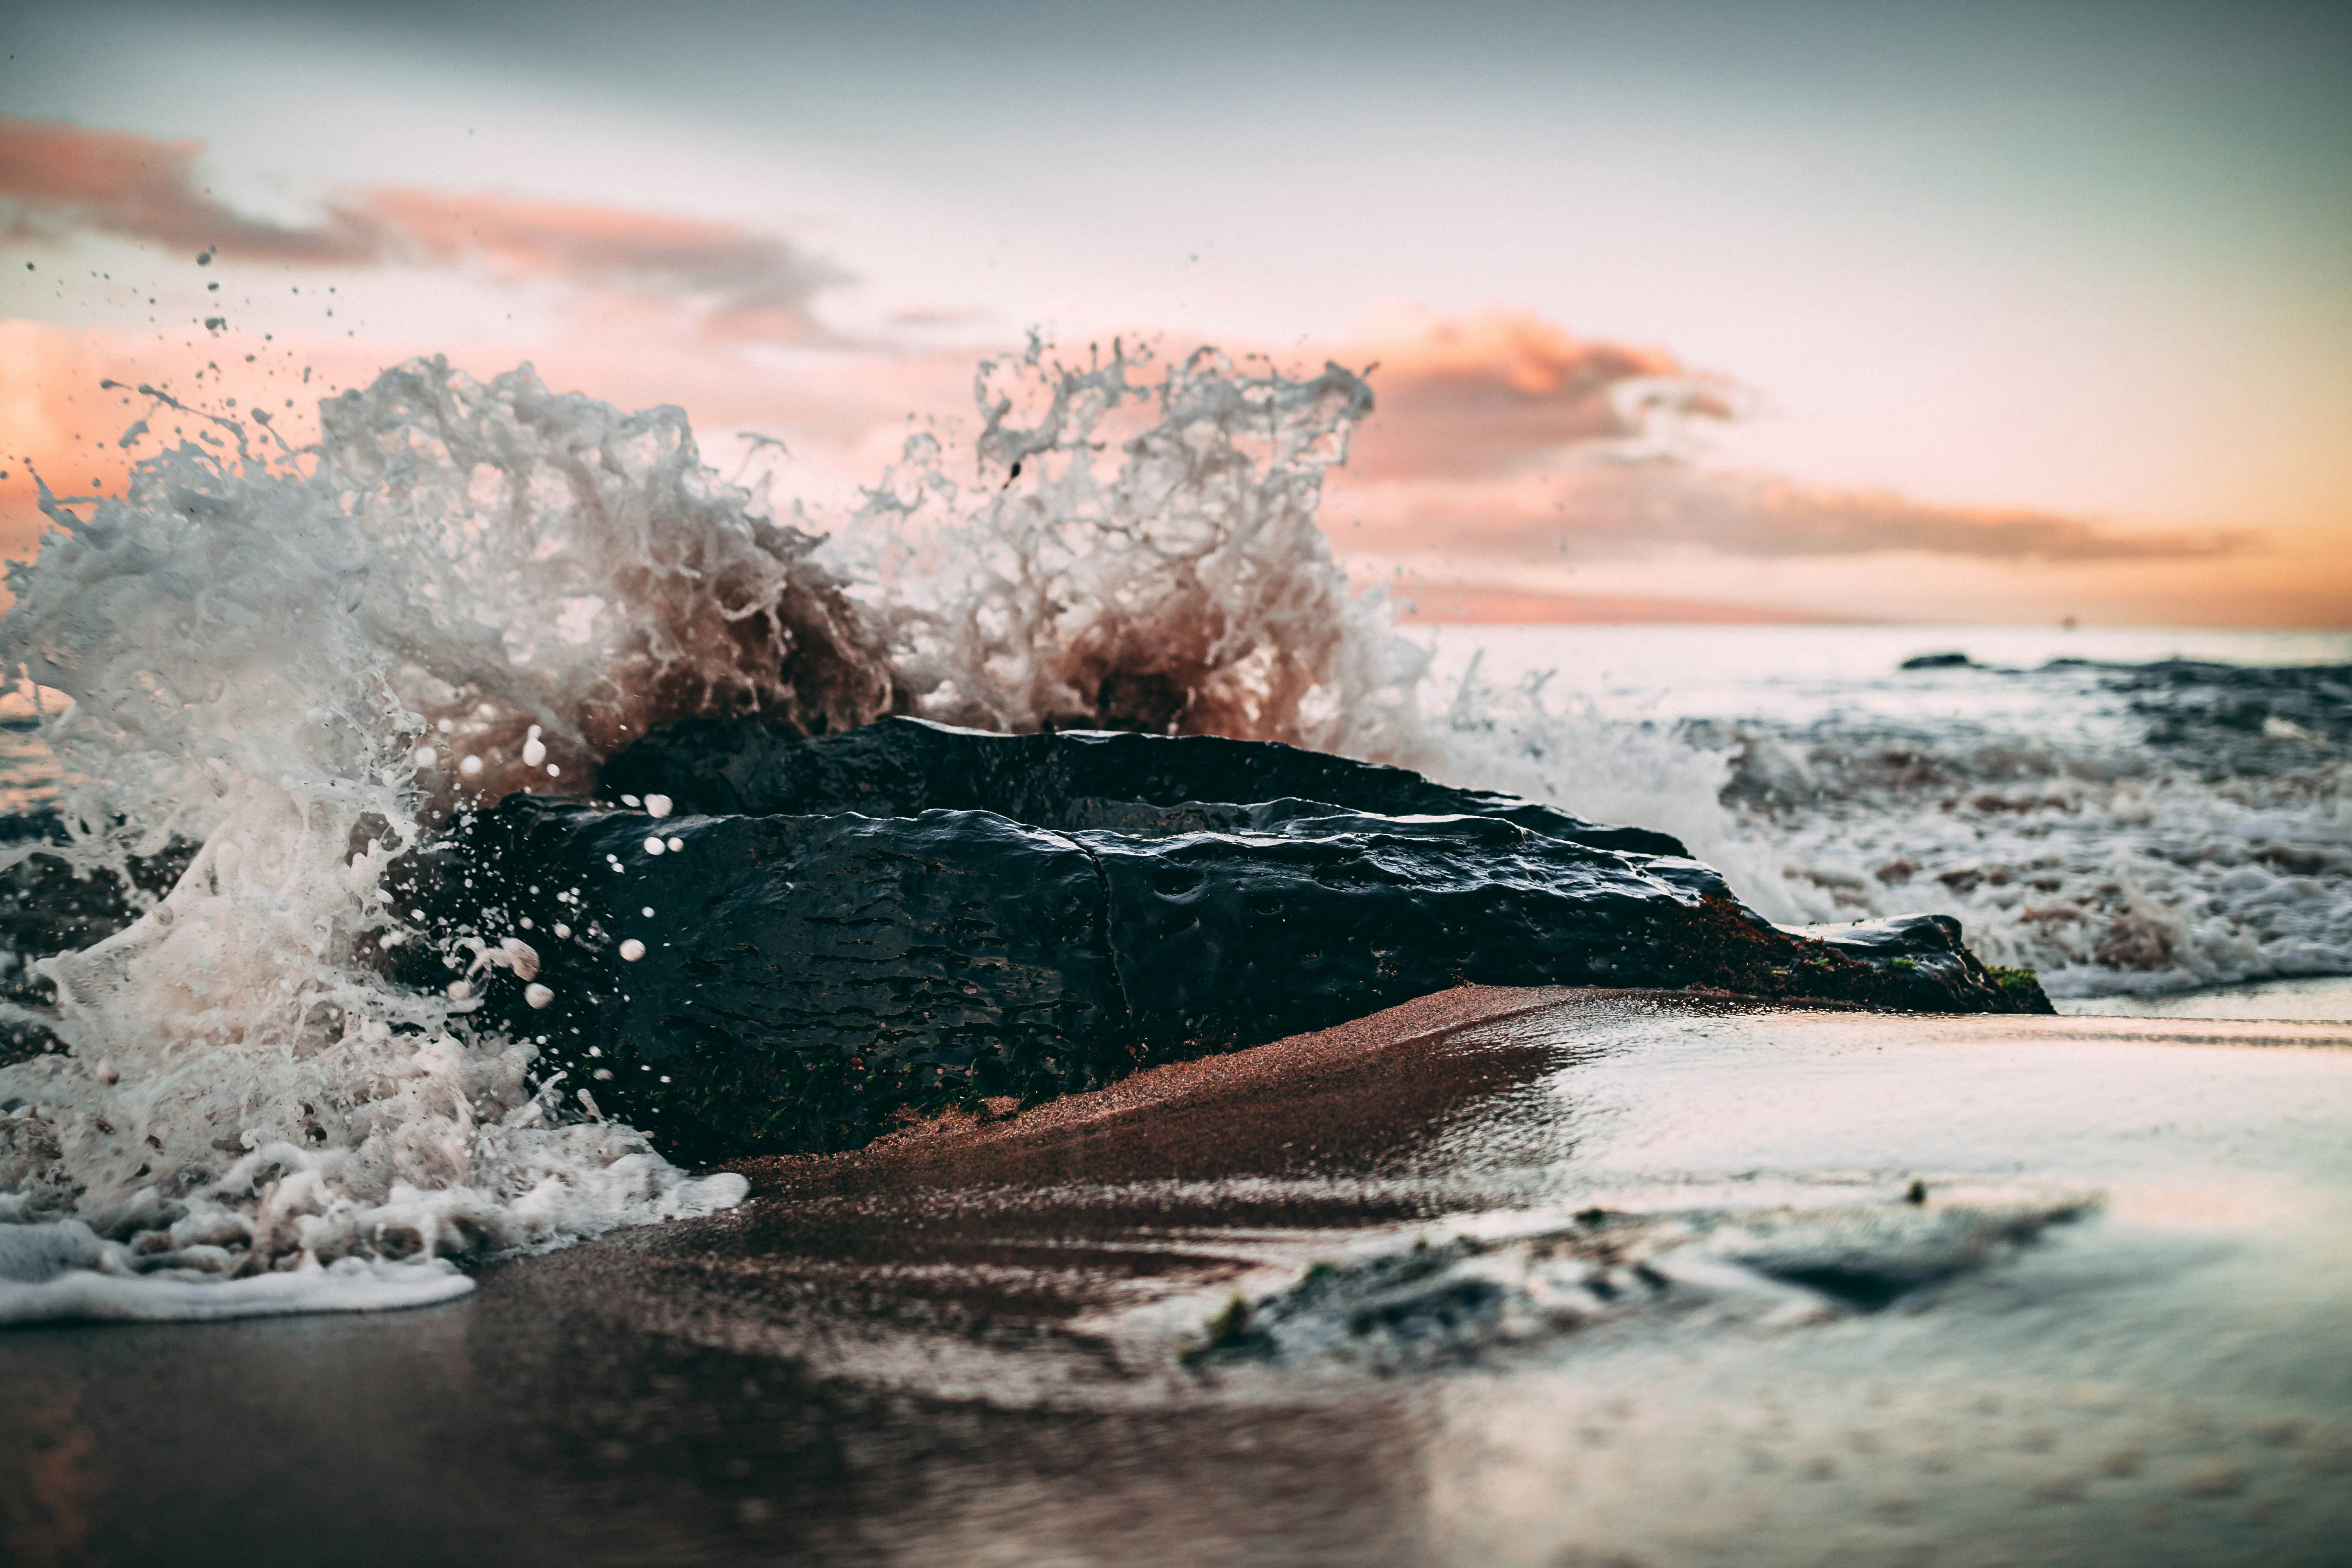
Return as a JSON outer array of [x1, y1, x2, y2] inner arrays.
[[0, 815, 194, 1066], [1898, 652, 1974, 671], [1788, 914, 2052, 1012], [406, 721, 2049, 1161]]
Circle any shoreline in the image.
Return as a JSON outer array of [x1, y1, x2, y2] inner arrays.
[[6, 985, 2350, 1566]]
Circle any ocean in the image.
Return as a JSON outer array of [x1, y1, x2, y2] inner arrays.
[[1411, 622, 2352, 1004], [0, 350, 2347, 1565]]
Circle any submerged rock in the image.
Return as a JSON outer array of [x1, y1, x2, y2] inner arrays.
[[404, 719, 2049, 1161]]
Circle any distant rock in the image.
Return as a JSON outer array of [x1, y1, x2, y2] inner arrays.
[[1898, 652, 1974, 670], [406, 719, 2051, 1161]]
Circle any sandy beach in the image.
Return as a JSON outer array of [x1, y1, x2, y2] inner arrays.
[[8, 985, 2348, 1567]]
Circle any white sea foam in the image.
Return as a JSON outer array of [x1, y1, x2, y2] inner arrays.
[[815, 337, 1430, 760], [1732, 725, 2352, 996], [0, 1218, 475, 1322], [1416, 627, 2352, 997]]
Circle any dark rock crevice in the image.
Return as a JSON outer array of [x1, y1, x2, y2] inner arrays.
[[1068, 833, 1142, 1084]]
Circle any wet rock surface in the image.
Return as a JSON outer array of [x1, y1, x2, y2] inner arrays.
[[407, 720, 2048, 1160], [0, 814, 193, 1068], [599, 715, 1690, 857]]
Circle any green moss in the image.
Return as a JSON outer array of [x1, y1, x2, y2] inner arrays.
[[1176, 1292, 1272, 1365], [1987, 965, 2041, 993], [1887, 956, 1919, 974], [1203, 1294, 1254, 1349]]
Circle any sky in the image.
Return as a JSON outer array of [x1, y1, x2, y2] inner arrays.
[[1, 0, 2347, 624]]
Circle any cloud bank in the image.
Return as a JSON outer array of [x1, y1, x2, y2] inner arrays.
[[1346, 305, 1735, 479], [0, 118, 849, 342], [1333, 309, 2242, 565], [1, 116, 2253, 602]]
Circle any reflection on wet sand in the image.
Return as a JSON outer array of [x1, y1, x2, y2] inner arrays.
[[4, 987, 2348, 1566]]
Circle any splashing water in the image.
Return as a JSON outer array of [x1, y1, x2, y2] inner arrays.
[[817, 337, 1431, 758], [0, 343, 1503, 1318], [0, 358, 918, 1314], [9, 340, 2324, 1321]]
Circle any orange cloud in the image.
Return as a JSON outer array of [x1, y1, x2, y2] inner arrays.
[[1384, 578, 1848, 625], [0, 117, 377, 262], [1321, 306, 2242, 565], [1345, 305, 1734, 479], [1329, 465, 2245, 564], [0, 117, 850, 342]]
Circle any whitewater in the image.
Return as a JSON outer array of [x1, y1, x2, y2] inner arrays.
[[2, 343, 2345, 1322]]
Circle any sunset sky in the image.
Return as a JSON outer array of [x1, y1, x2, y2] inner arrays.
[[2, 0, 2346, 625]]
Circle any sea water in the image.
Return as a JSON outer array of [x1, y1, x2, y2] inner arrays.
[[1413, 623, 2352, 999], [0, 344, 2343, 1321]]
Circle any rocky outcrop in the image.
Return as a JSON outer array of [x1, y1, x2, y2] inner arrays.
[[403, 719, 2049, 1161]]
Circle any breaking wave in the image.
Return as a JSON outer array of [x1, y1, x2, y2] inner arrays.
[[0, 340, 2341, 1319], [1704, 659, 2352, 997], [0, 341, 1449, 1317]]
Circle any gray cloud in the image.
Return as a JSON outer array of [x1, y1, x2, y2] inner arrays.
[[0, 116, 851, 342]]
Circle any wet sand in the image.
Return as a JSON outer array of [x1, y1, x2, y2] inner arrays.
[[6, 987, 2350, 1567]]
